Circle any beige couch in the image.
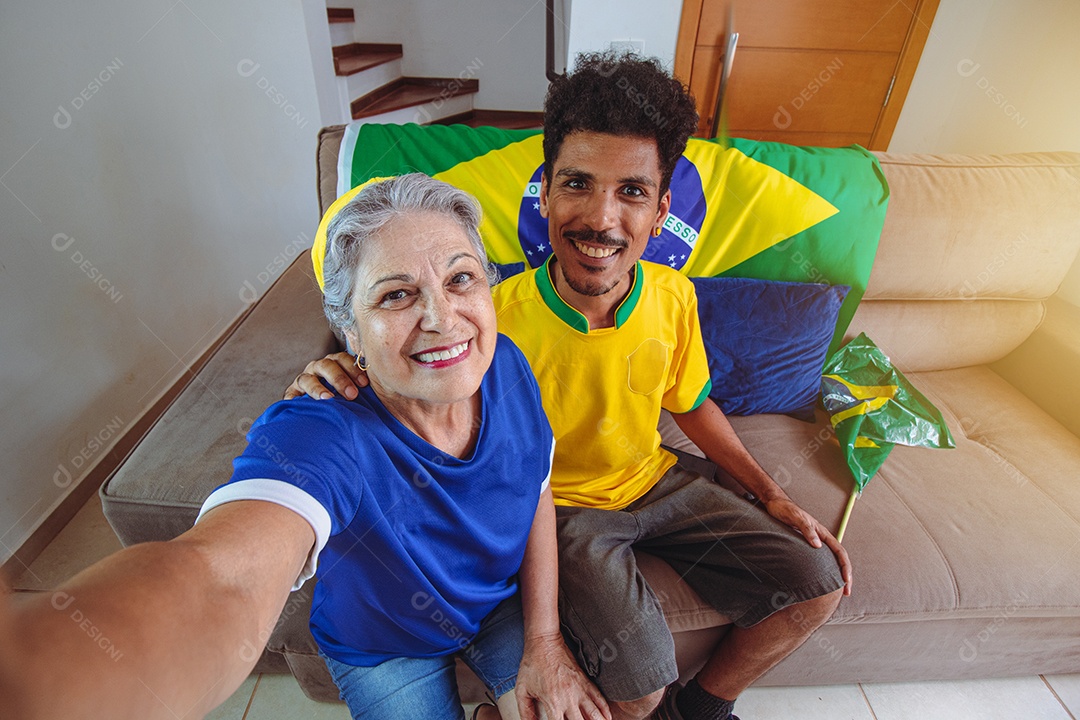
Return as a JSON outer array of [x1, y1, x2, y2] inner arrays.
[[100, 127, 1080, 702]]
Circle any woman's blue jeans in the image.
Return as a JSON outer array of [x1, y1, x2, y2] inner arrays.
[[320, 594, 523, 719]]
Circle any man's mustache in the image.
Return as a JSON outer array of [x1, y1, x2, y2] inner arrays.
[[563, 228, 628, 248]]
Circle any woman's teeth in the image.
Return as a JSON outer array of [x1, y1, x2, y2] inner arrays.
[[415, 341, 469, 363], [574, 241, 618, 258]]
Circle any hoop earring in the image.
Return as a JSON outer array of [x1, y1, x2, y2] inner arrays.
[[356, 355, 369, 371]]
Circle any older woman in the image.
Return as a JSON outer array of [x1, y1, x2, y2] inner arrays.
[[0, 175, 606, 720]]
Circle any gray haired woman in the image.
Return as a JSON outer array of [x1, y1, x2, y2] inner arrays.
[[0, 174, 608, 720]]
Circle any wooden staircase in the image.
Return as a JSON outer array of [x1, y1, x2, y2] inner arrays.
[[326, 7, 541, 128], [333, 43, 403, 77]]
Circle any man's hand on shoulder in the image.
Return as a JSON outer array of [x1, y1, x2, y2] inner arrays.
[[283, 352, 367, 400]]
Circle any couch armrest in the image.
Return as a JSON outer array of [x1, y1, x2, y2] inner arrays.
[[992, 296, 1080, 437], [317, 125, 346, 217], [101, 256, 340, 545]]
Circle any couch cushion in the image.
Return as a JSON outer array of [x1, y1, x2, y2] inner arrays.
[[869, 152, 1080, 302], [856, 152, 1080, 370], [317, 125, 346, 217], [845, 298, 1044, 371], [656, 365, 1080, 629], [836, 366, 1080, 623]]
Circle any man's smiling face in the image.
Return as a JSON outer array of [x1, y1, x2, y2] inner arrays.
[[540, 131, 671, 300]]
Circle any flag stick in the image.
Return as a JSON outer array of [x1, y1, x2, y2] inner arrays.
[[836, 487, 859, 542]]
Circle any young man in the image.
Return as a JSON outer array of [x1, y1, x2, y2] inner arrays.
[[293, 52, 852, 720]]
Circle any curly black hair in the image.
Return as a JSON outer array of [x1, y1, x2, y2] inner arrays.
[[542, 51, 700, 199]]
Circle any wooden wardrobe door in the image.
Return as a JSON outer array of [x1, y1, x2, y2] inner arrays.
[[675, 0, 939, 149]]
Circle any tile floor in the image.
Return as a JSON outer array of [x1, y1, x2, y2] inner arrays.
[[10, 494, 1080, 720]]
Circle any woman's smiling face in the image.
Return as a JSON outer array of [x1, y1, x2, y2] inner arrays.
[[346, 210, 497, 409]]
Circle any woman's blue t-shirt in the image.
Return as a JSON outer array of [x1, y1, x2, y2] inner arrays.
[[203, 335, 552, 666]]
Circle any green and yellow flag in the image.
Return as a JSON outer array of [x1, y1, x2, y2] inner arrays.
[[327, 122, 890, 350], [821, 332, 955, 540], [821, 333, 956, 492]]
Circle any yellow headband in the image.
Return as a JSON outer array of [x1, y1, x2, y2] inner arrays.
[[311, 176, 394, 291]]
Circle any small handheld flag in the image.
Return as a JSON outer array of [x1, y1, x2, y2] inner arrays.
[[821, 333, 955, 540]]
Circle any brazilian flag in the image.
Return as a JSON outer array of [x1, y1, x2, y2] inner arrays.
[[820, 333, 955, 539], [822, 333, 956, 491], [327, 122, 890, 351]]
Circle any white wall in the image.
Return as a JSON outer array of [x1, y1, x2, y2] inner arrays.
[[346, 0, 551, 111], [566, 0, 683, 70], [0, 0, 324, 562], [890, 0, 1080, 154]]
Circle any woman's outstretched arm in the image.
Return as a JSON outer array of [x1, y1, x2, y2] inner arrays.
[[0, 500, 313, 720]]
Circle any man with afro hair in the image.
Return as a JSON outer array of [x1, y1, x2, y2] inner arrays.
[[515, 51, 851, 720]]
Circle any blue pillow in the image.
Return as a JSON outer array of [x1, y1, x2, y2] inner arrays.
[[691, 277, 850, 421], [492, 261, 525, 282]]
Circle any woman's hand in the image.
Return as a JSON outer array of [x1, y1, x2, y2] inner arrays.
[[516, 632, 610, 720], [283, 352, 367, 400]]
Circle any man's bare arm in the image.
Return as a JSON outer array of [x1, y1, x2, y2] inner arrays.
[[672, 398, 852, 595], [284, 351, 366, 400]]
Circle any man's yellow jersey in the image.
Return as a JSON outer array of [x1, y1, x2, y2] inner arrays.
[[494, 258, 712, 510]]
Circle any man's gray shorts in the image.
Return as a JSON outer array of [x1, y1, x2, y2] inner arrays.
[[555, 456, 844, 702]]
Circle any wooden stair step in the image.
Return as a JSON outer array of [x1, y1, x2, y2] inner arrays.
[[333, 43, 403, 77], [352, 77, 480, 120], [327, 7, 355, 23], [433, 110, 544, 129]]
